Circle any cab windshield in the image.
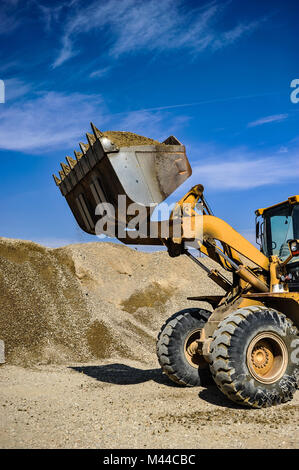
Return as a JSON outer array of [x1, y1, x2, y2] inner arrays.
[[263, 204, 299, 261]]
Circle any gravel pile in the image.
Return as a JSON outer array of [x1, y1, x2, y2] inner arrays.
[[102, 131, 161, 147], [0, 238, 227, 366]]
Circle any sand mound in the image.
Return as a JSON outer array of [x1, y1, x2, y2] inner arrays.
[[102, 131, 161, 147], [0, 238, 226, 366], [0, 238, 91, 366]]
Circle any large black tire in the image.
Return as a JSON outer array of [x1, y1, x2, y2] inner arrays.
[[209, 306, 299, 408], [156, 308, 211, 387]]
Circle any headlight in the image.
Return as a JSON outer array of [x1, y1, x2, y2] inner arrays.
[[289, 240, 299, 256]]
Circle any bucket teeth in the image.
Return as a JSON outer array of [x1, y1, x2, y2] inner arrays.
[[52, 174, 61, 186], [74, 150, 83, 161], [162, 135, 182, 145], [66, 156, 77, 169], [86, 132, 96, 147], [79, 142, 89, 154], [90, 122, 119, 152], [61, 162, 71, 176], [59, 170, 65, 180], [90, 122, 103, 139]]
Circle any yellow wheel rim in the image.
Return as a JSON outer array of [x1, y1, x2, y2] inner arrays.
[[184, 329, 205, 368], [247, 332, 288, 384]]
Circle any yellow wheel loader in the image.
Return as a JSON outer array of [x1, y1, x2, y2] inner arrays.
[[53, 126, 299, 408]]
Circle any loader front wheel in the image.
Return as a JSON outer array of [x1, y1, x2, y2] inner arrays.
[[209, 306, 299, 408], [156, 308, 211, 387]]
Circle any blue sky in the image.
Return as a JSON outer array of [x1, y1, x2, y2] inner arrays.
[[0, 0, 298, 248]]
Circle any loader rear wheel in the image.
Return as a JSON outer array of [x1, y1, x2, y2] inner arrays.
[[156, 308, 211, 387], [209, 306, 299, 408]]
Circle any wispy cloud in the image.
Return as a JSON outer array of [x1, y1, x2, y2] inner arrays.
[[89, 66, 111, 79], [278, 146, 288, 153], [0, 89, 190, 152], [247, 113, 288, 127], [36, 4, 65, 32], [115, 91, 282, 114], [0, 91, 105, 152], [212, 20, 262, 50], [0, 0, 22, 34], [34, 0, 78, 32], [0, 84, 295, 195], [0, 60, 21, 73], [52, 0, 265, 68], [116, 110, 190, 142], [2, 0, 21, 4], [4, 78, 31, 101], [188, 143, 299, 190]]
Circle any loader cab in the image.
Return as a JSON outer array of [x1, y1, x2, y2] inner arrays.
[[256, 196, 299, 261]]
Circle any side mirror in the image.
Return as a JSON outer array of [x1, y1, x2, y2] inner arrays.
[[256, 220, 260, 242], [288, 239, 299, 257]]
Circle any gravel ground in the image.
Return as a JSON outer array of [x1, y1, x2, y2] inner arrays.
[[0, 360, 298, 449]]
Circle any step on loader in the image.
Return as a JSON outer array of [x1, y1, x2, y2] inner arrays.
[[53, 125, 299, 408]]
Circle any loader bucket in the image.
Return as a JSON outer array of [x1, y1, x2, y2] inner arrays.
[[53, 124, 192, 244]]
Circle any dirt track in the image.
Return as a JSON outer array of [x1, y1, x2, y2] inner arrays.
[[0, 239, 298, 448]]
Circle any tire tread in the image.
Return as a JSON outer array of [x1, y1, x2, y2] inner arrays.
[[209, 306, 299, 408]]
